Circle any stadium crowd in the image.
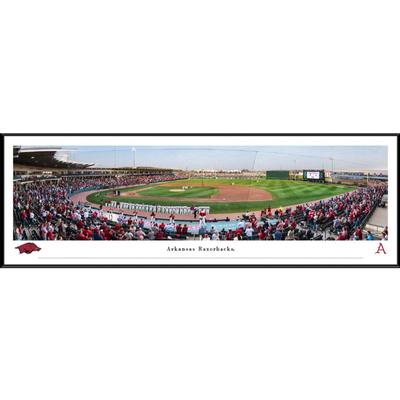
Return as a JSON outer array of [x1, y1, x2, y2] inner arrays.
[[13, 174, 176, 240], [13, 175, 388, 241]]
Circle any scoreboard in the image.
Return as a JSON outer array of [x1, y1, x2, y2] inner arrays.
[[303, 170, 325, 181]]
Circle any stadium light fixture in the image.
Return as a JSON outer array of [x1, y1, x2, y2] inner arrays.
[[329, 157, 334, 173], [132, 147, 136, 169]]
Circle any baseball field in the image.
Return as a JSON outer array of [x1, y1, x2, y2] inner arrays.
[[86, 178, 355, 214]]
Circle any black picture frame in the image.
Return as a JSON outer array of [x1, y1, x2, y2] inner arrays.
[[2, 133, 399, 268]]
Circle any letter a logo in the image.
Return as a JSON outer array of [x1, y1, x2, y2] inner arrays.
[[375, 243, 387, 255]]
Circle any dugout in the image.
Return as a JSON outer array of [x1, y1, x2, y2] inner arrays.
[[266, 170, 289, 180]]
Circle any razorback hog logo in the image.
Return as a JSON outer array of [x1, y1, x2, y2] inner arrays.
[[15, 243, 42, 254]]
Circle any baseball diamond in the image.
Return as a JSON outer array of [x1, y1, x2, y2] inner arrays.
[[86, 178, 354, 215]]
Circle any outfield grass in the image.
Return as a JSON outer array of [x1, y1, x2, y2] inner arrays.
[[86, 178, 355, 214]]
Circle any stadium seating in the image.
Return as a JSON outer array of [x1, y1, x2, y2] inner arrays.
[[13, 174, 387, 241]]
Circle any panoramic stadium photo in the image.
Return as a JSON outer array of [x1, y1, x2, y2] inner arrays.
[[13, 145, 389, 242]]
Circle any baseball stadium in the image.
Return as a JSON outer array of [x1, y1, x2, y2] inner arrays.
[[13, 146, 388, 241]]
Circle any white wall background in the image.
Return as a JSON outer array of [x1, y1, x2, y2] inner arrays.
[[0, 0, 399, 133], [0, 269, 399, 400], [1, 1, 399, 399]]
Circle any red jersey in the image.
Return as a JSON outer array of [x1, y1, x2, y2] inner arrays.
[[76, 233, 87, 240]]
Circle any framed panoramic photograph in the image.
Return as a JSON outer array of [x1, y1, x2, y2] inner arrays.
[[1, 134, 398, 267]]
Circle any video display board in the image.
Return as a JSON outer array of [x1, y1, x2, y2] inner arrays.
[[303, 170, 325, 181]]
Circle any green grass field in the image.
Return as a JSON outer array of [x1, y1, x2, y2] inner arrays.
[[137, 185, 218, 198], [86, 178, 355, 214]]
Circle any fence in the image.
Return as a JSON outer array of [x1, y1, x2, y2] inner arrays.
[[107, 201, 210, 215]]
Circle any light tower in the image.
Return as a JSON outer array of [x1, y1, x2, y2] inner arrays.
[[329, 157, 334, 181], [132, 147, 136, 169]]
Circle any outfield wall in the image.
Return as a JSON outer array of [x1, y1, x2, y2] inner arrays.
[[266, 170, 289, 180]]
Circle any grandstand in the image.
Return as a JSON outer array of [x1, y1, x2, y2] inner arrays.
[[190, 169, 264, 178], [14, 146, 94, 170]]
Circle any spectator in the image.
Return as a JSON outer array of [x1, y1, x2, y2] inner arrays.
[[285, 228, 295, 240], [274, 229, 283, 240], [366, 231, 374, 240], [245, 225, 254, 240]]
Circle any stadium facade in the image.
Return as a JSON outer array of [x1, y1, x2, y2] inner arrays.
[[13, 146, 183, 181]]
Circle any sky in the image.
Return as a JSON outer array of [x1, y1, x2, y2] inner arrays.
[[51, 145, 387, 171]]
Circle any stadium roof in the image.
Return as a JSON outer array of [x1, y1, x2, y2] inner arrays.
[[13, 147, 94, 169]]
